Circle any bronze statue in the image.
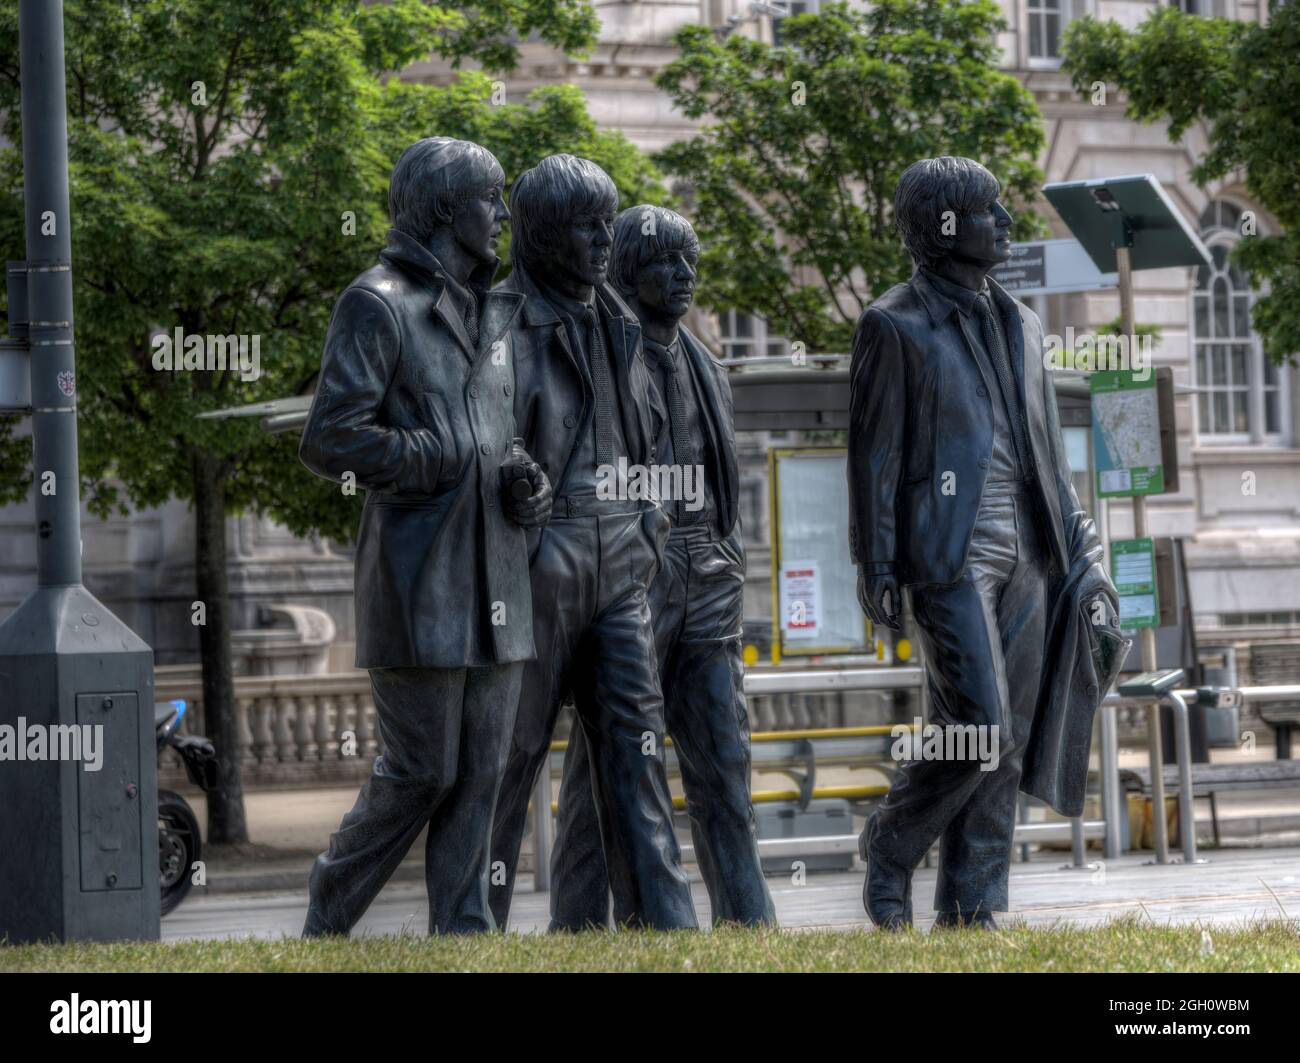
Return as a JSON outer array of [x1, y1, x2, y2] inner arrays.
[[298, 137, 551, 936], [488, 157, 698, 930], [549, 205, 775, 929], [848, 157, 1126, 930]]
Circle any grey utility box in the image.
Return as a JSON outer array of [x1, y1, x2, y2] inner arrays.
[[0, 585, 158, 942]]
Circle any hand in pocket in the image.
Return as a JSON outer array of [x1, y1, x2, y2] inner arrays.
[[423, 391, 470, 488]]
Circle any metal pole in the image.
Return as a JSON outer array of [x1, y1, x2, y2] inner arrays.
[[1166, 691, 1199, 862], [1100, 699, 1122, 860], [20, 0, 82, 587], [1, 0, 158, 944], [532, 762, 553, 892], [1069, 816, 1086, 868], [1116, 245, 1168, 864]]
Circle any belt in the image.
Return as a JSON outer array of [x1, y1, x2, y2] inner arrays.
[[982, 477, 1034, 499], [553, 494, 655, 519]]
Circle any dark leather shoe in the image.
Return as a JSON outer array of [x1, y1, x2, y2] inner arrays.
[[933, 910, 999, 931], [859, 813, 913, 930]]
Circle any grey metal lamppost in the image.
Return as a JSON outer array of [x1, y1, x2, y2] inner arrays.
[[0, 0, 158, 943]]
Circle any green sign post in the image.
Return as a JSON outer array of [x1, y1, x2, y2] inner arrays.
[[1111, 537, 1159, 630]]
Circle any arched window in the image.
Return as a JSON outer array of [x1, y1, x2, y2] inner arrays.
[[1192, 200, 1286, 444]]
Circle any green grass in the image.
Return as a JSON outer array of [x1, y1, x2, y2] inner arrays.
[[3, 919, 1299, 973]]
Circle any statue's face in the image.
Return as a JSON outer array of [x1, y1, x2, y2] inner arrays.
[[633, 245, 697, 322], [552, 208, 616, 288], [949, 197, 1013, 268], [453, 183, 508, 266]]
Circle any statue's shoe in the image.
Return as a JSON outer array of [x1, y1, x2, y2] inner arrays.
[[932, 909, 999, 931], [859, 812, 913, 931]]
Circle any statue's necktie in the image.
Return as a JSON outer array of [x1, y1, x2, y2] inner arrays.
[[584, 306, 614, 468], [974, 293, 1031, 476], [463, 293, 479, 349], [662, 345, 699, 522]]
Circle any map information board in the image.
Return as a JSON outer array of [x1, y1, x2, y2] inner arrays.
[[1091, 369, 1164, 497]]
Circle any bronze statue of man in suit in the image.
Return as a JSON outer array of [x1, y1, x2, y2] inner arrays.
[[848, 157, 1120, 930], [298, 137, 551, 936], [548, 205, 775, 929], [488, 157, 698, 930]]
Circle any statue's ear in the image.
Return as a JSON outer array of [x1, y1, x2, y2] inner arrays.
[[429, 194, 458, 227]]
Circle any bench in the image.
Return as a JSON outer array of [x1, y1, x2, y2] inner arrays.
[[1120, 761, 1300, 845], [1250, 643, 1300, 758]]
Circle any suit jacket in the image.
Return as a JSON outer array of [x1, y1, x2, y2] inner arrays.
[[300, 228, 533, 670], [497, 264, 659, 499], [1022, 515, 1130, 816], [674, 325, 742, 537], [847, 270, 1099, 587]]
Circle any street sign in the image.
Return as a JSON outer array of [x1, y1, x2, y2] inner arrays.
[[989, 239, 1118, 296], [1091, 369, 1165, 497], [1042, 175, 1212, 274], [1111, 537, 1159, 630]]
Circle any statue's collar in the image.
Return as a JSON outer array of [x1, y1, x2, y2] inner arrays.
[[379, 228, 499, 296], [913, 268, 1013, 326]]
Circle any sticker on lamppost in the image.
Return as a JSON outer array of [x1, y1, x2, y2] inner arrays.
[[1111, 537, 1159, 630], [1090, 369, 1164, 497]]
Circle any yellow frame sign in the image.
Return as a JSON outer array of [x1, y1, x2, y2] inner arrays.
[[767, 446, 872, 662]]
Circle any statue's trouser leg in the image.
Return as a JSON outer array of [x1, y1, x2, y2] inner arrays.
[[568, 511, 698, 930], [550, 535, 686, 931], [662, 528, 774, 927], [550, 724, 615, 930], [304, 665, 513, 936], [868, 486, 1049, 916], [424, 662, 524, 935], [489, 519, 597, 930], [490, 514, 697, 931], [552, 528, 774, 928]]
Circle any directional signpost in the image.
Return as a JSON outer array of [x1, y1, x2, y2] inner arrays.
[[1044, 174, 1212, 864], [989, 237, 1118, 297]]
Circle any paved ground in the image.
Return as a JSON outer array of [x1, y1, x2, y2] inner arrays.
[[162, 844, 1300, 940]]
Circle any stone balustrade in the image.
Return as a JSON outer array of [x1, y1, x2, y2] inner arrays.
[[155, 671, 380, 790], [154, 671, 913, 791]]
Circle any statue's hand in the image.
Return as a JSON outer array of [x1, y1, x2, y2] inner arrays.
[[857, 570, 901, 632], [502, 439, 552, 528]]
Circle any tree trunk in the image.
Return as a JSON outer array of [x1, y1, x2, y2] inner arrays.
[[191, 450, 249, 844]]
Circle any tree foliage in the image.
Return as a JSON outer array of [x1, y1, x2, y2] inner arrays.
[[655, 0, 1046, 353], [0, 0, 663, 842], [1062, 4, 1300, 364], [0, 0, 662, 537]]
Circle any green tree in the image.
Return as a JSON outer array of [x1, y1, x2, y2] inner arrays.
[[1062, 4, 1300, 364], [0, 0, 664, 844], [655, 0, 1046, 354]]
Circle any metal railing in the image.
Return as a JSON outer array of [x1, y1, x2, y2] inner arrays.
[[530, 668, 1300, 890]]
